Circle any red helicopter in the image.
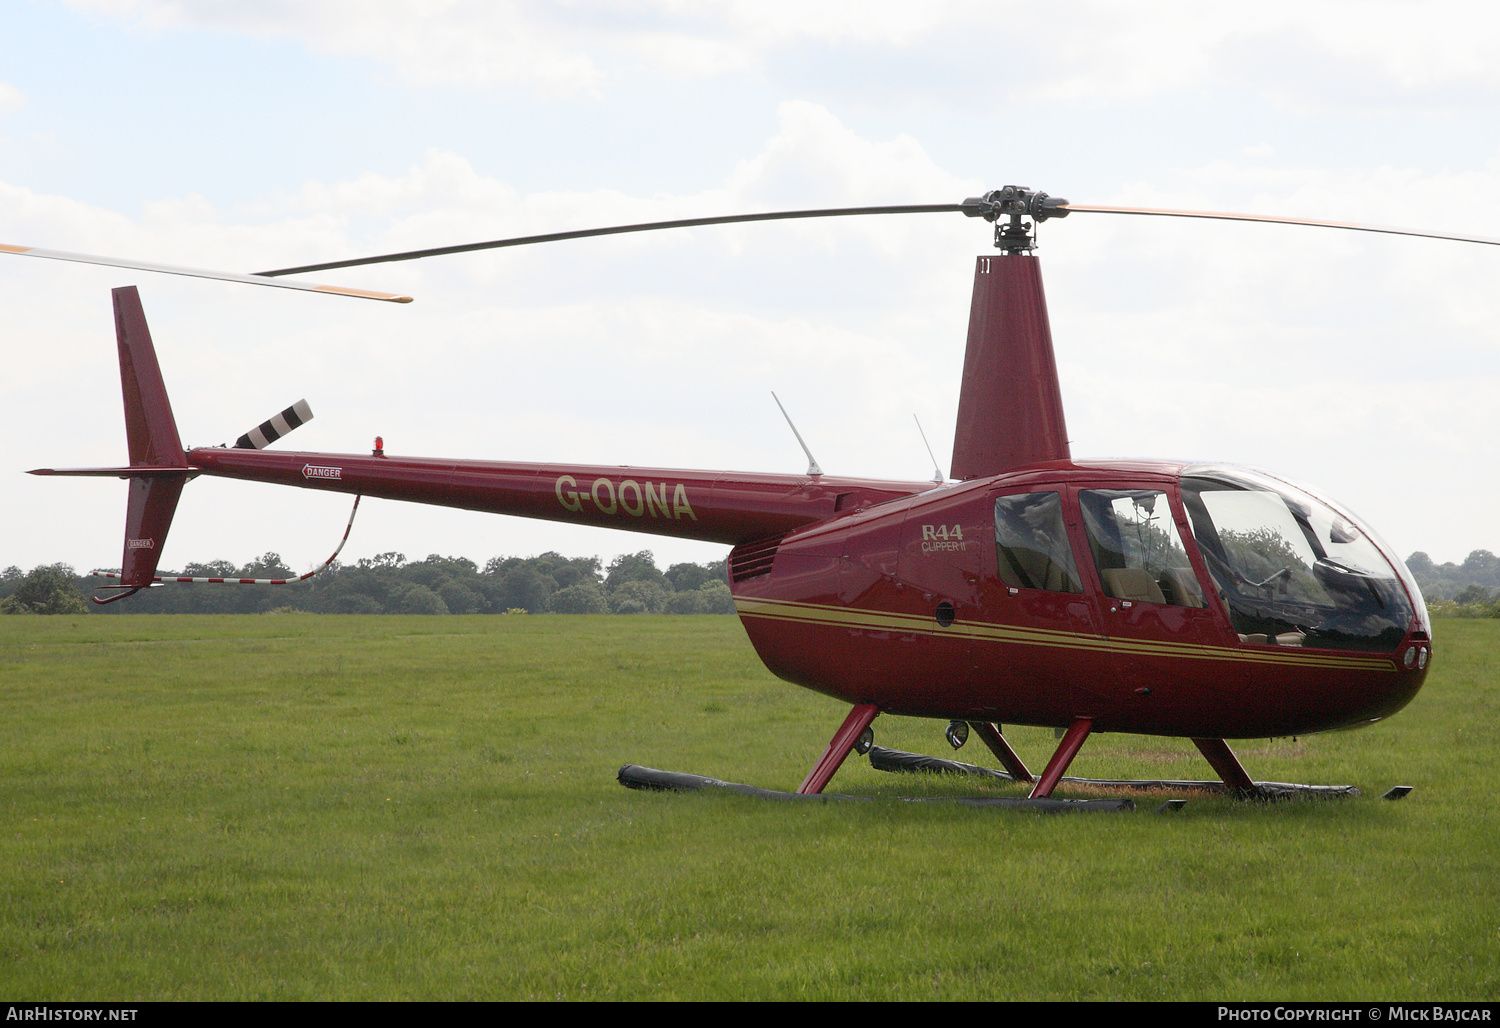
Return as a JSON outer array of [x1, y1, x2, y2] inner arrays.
[[24, 186, 1469, 806]]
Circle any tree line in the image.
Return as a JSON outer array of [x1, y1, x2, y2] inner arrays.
[[1405, 549, 1500, 618], [0, 550, 735, 616], [5, 547, 1500, 618]]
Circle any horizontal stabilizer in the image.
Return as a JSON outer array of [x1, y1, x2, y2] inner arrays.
[[236, 400, 313, 449], [29, 465, 198, 477]]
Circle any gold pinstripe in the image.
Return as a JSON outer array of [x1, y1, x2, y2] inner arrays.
[[732, 597, 1395, 672]]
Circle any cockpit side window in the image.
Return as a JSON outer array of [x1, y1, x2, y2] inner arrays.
[[993, 492, 1082, 593], [1078, 489, 1202, 607]]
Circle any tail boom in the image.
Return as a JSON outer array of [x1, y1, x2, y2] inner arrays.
[[188, 446, 930, 546]]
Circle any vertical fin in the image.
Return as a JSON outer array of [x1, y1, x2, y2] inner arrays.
[[949, 255, 1070, 480], [112, 286, 188, 587], [120, 476, 187, 587], [115, 286, 186, 468]]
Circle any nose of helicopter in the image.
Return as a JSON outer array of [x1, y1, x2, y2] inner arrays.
[[1347, 633, 1432, 728]]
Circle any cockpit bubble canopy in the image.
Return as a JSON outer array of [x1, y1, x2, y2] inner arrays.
[[1179, 466, 1421, 653]]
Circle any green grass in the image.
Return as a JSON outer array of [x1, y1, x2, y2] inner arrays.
[[1, 614, 1496, 1000]]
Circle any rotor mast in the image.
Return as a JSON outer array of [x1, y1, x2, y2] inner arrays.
[[950, 186, 1073, 480]]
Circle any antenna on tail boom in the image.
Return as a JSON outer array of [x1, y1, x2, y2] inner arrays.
[[771, 392, 823, 477], [913, 415, 944, 484]]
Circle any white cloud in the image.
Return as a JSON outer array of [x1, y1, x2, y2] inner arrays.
[[61, 0, 1500, 109], [69, 0, 606, 94], [0, 82, 24, 116]]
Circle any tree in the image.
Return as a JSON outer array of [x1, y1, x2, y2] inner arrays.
[[1454, 584, 1493, 606], [407, 554, 479, 590], [329, 594, 383, 614], [1461, 550, 1500, 578], [548, 581, 608, 614], [665, 561, 713, 592], [183, 560, 238, 578], [497, 565, 553, 613], [1406, 552, 1436, 576], [241, 552, 293, 579], [610, 579, 668, 614], [605, 551, 664, 592], [664, 589, 708, 614], [438, 580, 486, 614], [359, 552, 407, 570], [397, 585, 449, 614], [698, 579, 735, 613], [0, 565, 87, 615]]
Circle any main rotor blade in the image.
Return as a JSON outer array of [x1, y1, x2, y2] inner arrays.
[[0, 242, 413, 302], [1061, 204, 1500, 248], [253, 204, 966, 277]]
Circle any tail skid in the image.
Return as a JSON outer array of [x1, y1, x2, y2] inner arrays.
[[92, 495, 362, 592]]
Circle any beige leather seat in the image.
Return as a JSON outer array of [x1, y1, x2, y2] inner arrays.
[[1002, 547, 1073, 592], [1158, 567, 1205, 608], [1101, 567, 1165, 604]]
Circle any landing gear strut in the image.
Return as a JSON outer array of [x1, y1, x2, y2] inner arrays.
[[798, 704, 880, 795], [1029, 717, 1093, 799]]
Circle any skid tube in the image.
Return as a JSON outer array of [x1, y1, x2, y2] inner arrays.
[[867, 747, 1361, 800], [617, 765, 1134, 813]]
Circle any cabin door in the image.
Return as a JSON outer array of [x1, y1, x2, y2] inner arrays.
[[1070, 485, 1242, 723]]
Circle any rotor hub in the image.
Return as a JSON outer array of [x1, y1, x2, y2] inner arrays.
[[960, 186, 1070, 254]]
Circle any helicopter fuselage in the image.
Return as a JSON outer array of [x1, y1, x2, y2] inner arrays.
[[730, 460, 1429, 740], [187, 445, 1430, 741]]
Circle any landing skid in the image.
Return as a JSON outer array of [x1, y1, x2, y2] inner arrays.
[[868, 746, 1361, 800], [617, 764, 1134, 813]]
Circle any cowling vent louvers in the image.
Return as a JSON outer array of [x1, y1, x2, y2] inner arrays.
[[729, 534, 786, 583]]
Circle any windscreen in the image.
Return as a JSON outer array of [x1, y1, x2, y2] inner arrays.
[[1180, 468, 1414, 652]]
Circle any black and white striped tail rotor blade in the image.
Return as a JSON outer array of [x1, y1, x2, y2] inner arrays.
[[236, 400, 313, 450]]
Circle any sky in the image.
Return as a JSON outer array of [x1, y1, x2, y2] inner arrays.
[[2, 0, 1498, 579]]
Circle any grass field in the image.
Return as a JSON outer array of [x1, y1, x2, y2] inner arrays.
[[1, 613, 1496, 1000]]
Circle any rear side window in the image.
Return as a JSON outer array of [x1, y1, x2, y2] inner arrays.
[[994, 492, 1082, 593]]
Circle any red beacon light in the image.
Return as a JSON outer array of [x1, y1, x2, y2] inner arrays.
[[372, 436, 384, 457]]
